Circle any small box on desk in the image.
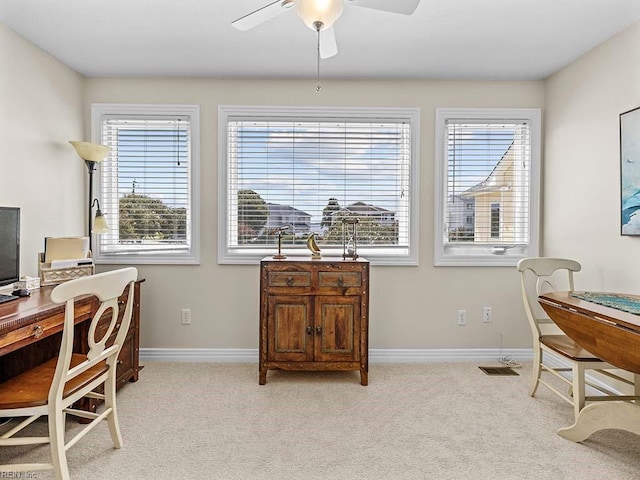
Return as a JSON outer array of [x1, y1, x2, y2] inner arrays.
[[38, 253, 95, 286], [14, 276, 40, 290]]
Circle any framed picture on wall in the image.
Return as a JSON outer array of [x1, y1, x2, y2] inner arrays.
[[620, 106, 640, 235]]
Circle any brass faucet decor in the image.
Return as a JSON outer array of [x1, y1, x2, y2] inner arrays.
[[306, 233, 321, 259]]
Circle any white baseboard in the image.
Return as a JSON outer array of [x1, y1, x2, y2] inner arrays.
[[139, 348, 623, 376], [139, 347, 625, 394], [141, 348, 257, 363], [140, 347, 533, 364]]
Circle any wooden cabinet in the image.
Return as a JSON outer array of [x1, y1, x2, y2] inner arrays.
[[259, 257, 369, 385]]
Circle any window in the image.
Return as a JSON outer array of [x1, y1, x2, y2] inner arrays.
[[91, 104, 200, 264], [490, 203, 500, 239], [218, 106, 420, 265], [434, 108, 540, 266]]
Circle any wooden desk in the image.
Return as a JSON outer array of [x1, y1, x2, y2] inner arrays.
[[538, 291, 640, 441], [0, 281, 143, 399]]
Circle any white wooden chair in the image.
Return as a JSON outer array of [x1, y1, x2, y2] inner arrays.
[[517, 257, 639, 420], [0, 267, 138, 480]]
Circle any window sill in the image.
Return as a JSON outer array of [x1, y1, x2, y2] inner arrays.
[[434, 252, 529, 267], [94, 252, 200, 266], [218, 247, 418, 266]]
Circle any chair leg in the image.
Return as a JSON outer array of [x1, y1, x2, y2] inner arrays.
[[105, 375, 123, 449], [530, 347, 542, 397], [634, 374, 640, 402], [49, 408, 70, 480], [572, 363, 586, 420]]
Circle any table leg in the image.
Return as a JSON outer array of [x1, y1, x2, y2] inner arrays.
[[558, 402, 640, 442]]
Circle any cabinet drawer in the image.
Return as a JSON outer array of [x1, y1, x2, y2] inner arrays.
[[267, 271, 312, 287], [0, 302, 92, 351], [318, 271, 362, 288]]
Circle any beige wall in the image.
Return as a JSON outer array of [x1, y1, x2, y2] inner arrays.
[[544, 22, 640, 391], [0, 22, 560, 352], [544, 21, 640, 293], [85, 78, 544, 350], [0, 25, 85, 281], [3, 14, 638, 362]]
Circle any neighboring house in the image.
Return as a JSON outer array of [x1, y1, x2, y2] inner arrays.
[[263, 203, 312, 236], [461, 142, 523, 243], [446, 194, 475, 236], [330, 202, 397, 227]]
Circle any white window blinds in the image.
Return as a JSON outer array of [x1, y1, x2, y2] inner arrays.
[[226, 118, 412, 254], [434, 108, 540, 266], [445, 120, 531, 245], [97, 114, 193, 259]]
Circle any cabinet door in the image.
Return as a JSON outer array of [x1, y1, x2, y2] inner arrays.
[[314, 296, 360, 362], [267, 295, 313, 362]]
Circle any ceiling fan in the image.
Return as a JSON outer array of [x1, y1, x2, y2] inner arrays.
[[232, 0, 422, 59]]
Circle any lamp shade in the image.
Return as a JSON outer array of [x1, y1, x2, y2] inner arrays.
[[296, 0, 344, 30], [92, 210, 109, 234], [69, 141, 110, 162]]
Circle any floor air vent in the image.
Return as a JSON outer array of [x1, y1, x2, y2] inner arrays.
[[478, 366, 519, 376]]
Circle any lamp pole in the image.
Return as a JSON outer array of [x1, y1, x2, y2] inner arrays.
[[85, 160, 97, 252]]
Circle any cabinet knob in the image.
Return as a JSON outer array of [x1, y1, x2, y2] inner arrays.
[[316, 326, 322, 335], [32, 325, 44, 338], [286, 276, 294, 286], [337, 276, 344, 287], [306, 326, 314, 335]]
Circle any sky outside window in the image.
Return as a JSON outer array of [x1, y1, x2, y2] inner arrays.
[[230, 120, 411, 233]]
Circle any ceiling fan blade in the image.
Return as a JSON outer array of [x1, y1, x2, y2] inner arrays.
[[232, 0, 288, 31], [347, 0, 421, 15], [319, 27, 338, 59]]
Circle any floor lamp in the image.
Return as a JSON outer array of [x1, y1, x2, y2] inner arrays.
[[69, 141, 111, 253]]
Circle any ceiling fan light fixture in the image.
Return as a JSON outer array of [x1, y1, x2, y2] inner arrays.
[[296, 0, 344, 30]]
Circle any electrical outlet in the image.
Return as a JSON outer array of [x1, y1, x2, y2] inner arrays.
[[483, 306, 492, 323], [181, 308, 191, 325], [457, 309, 467, 326]]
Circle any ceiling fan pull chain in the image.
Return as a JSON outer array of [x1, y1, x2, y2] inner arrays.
[[314, 21, 323, 92]]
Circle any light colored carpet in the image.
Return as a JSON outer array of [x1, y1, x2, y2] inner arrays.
[[2, 362, 640, 479]]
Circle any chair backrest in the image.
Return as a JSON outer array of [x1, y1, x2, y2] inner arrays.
[[517, 257, 581, 338], [49, 267, 138, 403]]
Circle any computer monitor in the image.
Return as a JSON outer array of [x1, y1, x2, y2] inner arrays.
[[0, 206, 20, 287]]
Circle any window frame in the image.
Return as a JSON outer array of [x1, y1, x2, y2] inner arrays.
[[90, 103, 200, 265], [434, 108, 541, 267], [217, 105, 420, 266]]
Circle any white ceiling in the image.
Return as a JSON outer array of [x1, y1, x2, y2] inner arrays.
[[2, 0, 640, 80]]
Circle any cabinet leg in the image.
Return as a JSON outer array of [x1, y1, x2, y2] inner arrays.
[[360, 369, 368, 386], [259, 368, 267, 385]]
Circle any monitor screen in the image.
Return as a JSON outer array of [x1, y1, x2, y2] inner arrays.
[[0, 207, 20, 287]]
